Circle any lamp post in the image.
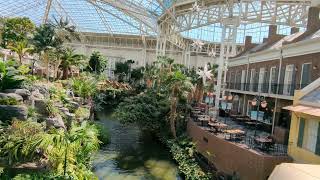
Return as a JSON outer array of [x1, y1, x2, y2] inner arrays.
[[251, 96, 267, 136]]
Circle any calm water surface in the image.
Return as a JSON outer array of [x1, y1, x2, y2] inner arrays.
[[93, 113, 180, 180]]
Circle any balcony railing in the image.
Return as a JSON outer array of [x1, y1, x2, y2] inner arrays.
[[227, 83, 309, 96]]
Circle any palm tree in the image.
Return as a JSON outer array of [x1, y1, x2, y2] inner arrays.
[[165, 70, 193, 138], [51, 17, 80, 42], [32, 24, 63, 81], [60, 48, 85, 79], [8, 40, 32, 64]]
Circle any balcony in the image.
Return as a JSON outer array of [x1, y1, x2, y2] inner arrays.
[[226, 83, 309, 97]]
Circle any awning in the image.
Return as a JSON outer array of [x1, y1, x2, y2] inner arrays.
[[283, 105, 320, 117], [269, 163, 320, 180]]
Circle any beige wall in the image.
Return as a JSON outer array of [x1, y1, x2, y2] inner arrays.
[[70, 43, 215, 68]]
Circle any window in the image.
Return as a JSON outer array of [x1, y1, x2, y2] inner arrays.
[[283, 64, 294, 95], [269, 67, 277, 94], [241, 70, 246, 90], [230, 72, 235, 89], [250, 69, 255, 91], [258, 68, 265, 92], [297, 118, 320, 155], [235, 71, 240, 89], [300, 63, 312, 89]]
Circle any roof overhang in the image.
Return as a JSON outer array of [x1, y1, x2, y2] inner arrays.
[[283, 105, 320, 117]]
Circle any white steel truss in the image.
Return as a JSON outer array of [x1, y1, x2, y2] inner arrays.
[[160, 0, 311, 33]]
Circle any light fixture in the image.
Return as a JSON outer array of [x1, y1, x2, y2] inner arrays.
[[251, 98, 257, 106], [191, 39, 205, 51], [261, 100, 268, 108], [196, 64, 212, 85], [208, 49, 217, 57], [313, 65, 318, 70], [223, 95, 227, 100]]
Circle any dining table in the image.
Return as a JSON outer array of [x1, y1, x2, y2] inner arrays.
[[225, 129, 245, 141], [254, 137, 273, 151], [198, 116, 210, 126], [208, 122, 228, 132]]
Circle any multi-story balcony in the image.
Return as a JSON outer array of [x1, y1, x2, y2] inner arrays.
[[227, 83, 309, 97]]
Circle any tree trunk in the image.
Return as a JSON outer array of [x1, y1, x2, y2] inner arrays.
[[44, 52, 49, 81], [170, 97, 178, 139], [62, 67, 69, 80], [54, 59, 62, 80], [19, 55, 22, 65]]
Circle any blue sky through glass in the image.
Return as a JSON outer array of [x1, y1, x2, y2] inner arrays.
[[0, 0, 301, 44]]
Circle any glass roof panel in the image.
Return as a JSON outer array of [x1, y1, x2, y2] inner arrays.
[[0, 0, 161, 36]]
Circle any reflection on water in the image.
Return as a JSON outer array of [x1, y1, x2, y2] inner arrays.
[[93, 113, 179, 180]]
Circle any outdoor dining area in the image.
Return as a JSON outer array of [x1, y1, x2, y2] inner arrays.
[[190, 105, 287, 155]]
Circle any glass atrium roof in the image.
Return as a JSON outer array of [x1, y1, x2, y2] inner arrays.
[[0, 0, 306, 44], [0, 0, 166, 35]]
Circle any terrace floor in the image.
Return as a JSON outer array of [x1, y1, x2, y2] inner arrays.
[[193, 115, 288, 156]]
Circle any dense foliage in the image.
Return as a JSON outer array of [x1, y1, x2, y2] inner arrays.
[[1, 17, 35, 48], [60, 48, 86, 79], [0, 120, 100, 179], [168, 136, 211, 180], [0, 61, 25, 90], [114, 91, 171, 138], [87, 51, 107, 74]]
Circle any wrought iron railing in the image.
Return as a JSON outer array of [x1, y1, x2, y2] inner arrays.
[[226, 82, 310, 96]]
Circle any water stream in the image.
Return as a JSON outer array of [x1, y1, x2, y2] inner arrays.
[[92, 113, 180, 180]]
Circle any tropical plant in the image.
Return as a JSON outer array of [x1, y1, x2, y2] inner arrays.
[[0, 120, 100, 179], [60, 48, 85, 79], [87, 51, 107, 74], [51, 17, 80, 42], [168, 136, 211, 180], [114, 91, 171, 139], [0, 61, 25, 90], [165, 70, 193, 138], [0, 97, 18, 105], [7, 40, 33, 64], [71, 76, 97, 101], [32, 24, 63, 81], [1, 17, 35, 48]]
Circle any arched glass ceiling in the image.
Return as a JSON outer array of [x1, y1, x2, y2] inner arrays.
[[181, 23, 297, 44], [0, 0, 307, 44], [0, 0, 164, 35]]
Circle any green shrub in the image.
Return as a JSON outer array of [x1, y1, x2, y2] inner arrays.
[[71, 76, 97, 100], [0, 61, 25, 90], [27, 107, 37, 119], [167, 136, 211, 180], [45, 100, 59, 117], [75, 107, 90, 120], [95, 123, 110, 145], [0, 120, 100, 179], [0, 97, 18, 105]]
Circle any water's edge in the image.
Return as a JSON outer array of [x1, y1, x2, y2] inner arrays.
[[92, 113, 180, 180]]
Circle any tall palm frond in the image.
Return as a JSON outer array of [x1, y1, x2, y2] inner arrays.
[[7, 40, 32, 64], [51, 17, 80, 42]]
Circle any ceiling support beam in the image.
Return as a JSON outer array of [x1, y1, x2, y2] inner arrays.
[[42, 0, 53, 24]]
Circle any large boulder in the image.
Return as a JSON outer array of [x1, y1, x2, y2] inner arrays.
[[34, 99, 47, 115], [31, 89, 45, 100], [31, 84, 50, 98], [4, 89, 31, 101], [46, 114, 66, 130], [0, 105, 28, 121], [0, 93, 23, 103], [67, 101, 80, 112]]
